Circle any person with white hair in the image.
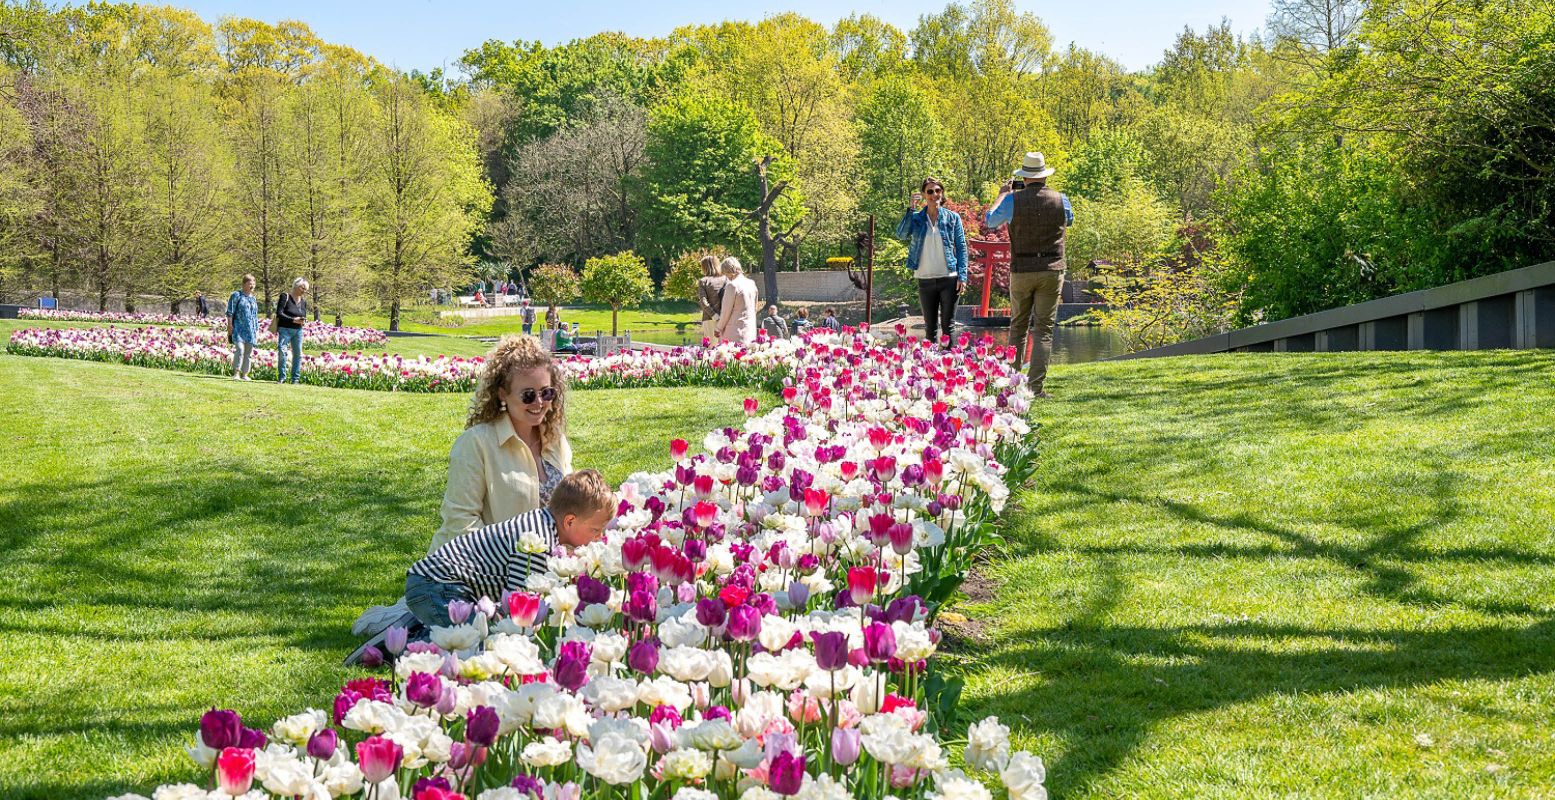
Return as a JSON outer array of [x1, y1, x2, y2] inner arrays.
[[713, 257, 758, 344], [274, 277, 310, 384]]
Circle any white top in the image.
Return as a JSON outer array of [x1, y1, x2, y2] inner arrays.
[[915, 212, 949, 280], [432, 414, 573, 553]]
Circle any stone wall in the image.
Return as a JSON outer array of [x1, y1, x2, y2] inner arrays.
[[754, 271, 865, 303]]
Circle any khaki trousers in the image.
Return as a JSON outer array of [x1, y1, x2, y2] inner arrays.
[[1008, 270, 1064, 390]]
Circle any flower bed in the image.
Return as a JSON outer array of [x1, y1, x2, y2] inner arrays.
[[18, 308, 388, 348], [105, 331, 1047, 800]]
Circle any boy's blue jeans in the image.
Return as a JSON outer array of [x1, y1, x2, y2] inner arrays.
[[276, 326, 303, 383], [405, 573, 474, 628]]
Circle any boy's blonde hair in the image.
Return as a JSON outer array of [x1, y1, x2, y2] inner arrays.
[[548, 469, 616, 519]]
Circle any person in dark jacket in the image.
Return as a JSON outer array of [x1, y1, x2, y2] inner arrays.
[[760, 304, 790, 339], [195, 292, 209, 317], [275, 277, 309, 384]]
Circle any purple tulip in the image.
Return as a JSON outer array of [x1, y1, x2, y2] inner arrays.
[[725, 605, 762, 642], [359, 645, 384, 668], [406, 672, 444, 708], [787, 580, 810, 609], [237, 726, 267, 750], [704, 705, 732, 722], [510, 774, 544, 799], [750, 593, 778, 616], [767, 750, 806, 795], [384, 626, 408, 656], [735, 464, 760, 486], [576, 575, 610, 607], [414, 777, 453, 795], [885, 595, 924, 624], [436, 685, 459, 717], [766, 451, 786, 471], [476, 596, 497, 619], [831, 727, 861, 766], [695, 597, 727, 628], [900, 464, 925, 487], [307, 728, 338, 760], [683, 538, 707, 563], [863, 622, 897, 663], [811, 631, 849, 671], [649, 720, 676, 755], [626, 589, 657, 623], [200, 709, 241, 750], [644, 496, 666, 520], [628, 638, 660, 675], [553, 641, 591, 691], [447, 599, 474, 625], [466, 705, 500, 747]]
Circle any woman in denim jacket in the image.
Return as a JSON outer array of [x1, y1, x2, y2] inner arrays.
[[894, 177, 968, 344]]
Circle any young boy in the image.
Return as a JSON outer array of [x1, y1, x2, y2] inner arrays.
[[405, 469, 615, 628]]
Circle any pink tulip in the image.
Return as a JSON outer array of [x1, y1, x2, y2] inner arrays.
[[693, 501, 719, 529], [357, 735, 403, 783], [506, 592, 541, 627], [216, 747, 255, 795], [743, 397, 759, 416], [803, 488, 828, 517], [847, 567, 877, 606], [669, 438, 689, 460]]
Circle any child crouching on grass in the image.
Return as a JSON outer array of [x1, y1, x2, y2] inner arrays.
[[405, 468, 615, 629]]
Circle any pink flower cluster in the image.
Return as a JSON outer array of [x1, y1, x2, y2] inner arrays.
[[8, 326, 477, 392], [110, 329, 1048, 800], [18, 308, 388, 347]]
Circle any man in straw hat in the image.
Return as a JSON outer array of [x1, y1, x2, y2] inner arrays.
[[986, 152, 1073, 398]]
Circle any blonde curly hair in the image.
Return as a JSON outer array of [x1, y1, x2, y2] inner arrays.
[[466, 335, 568, 452]]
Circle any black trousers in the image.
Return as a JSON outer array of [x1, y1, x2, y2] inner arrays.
[[918, 277, 959, 343]]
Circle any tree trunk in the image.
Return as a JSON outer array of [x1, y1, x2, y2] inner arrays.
[[611, 305, 620, 337], [755, 157, 780, 305], [389, 298, 400, 332]]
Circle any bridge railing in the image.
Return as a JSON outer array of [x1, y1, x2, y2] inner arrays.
[[1114, 260, 1555, 360]]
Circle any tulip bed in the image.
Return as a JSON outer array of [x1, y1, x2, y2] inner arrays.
[[106, 330, 1051, 800], [17, 308, 389, 348], [10, 325, 832, 394]]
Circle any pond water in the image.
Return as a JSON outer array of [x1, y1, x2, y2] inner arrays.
[[971, 324, 1126, 364]]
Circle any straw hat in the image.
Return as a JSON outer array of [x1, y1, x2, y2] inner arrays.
[[1012, 152, 1055, 180]]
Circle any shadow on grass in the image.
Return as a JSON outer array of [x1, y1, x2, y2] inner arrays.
[[967, 617, 1555, 798], [974, 351, 1555, 795]]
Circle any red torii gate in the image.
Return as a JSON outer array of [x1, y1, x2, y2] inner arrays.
[[968, 238, 1011, 321]]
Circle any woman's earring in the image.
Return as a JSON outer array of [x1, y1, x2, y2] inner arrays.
[[499, 400, 507, 412]]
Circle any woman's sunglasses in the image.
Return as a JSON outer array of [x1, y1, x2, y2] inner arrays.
[[517, 386, 557, 404]]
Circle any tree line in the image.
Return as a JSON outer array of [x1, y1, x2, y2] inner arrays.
[[0, 3, 488, 329], [2, 0, 1550, 338]]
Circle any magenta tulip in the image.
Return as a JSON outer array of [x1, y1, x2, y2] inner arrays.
[[767, 750, 806, 795], [863, 622, 897, 663], [406, 671, 444, 708]]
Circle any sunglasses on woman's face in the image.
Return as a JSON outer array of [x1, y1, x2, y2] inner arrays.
[[517, 386, 557, 405]]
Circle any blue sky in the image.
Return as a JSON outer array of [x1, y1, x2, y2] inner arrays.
[[175, 1, 1274, 74]]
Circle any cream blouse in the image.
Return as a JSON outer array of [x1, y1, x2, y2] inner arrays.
[[431, 414, 574, 553]]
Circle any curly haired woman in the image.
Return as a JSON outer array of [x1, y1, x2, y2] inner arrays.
[[431, 334, 575, 553]]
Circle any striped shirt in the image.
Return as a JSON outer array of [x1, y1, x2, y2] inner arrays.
[[408, 509, 556, 603]]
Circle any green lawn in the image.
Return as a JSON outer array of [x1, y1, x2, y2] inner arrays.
[[0, 354, 764, 799], [4, 345, 1553, 798], [956, 350, 1555, 799]]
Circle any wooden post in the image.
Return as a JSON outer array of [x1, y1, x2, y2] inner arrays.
[[864, 214, 875, 325]]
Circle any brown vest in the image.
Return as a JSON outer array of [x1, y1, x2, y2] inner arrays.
[[1009, 185, 1067, 272]]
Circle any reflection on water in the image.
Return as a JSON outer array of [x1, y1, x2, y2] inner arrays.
[[972, 324, 1124, 364]]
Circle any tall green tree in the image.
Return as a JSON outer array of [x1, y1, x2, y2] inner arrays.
[[855, 76, 951, 221], [364, 73, 490, 331], [634, 92, 800, 266]]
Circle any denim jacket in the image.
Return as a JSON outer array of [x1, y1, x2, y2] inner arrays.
[[895, 207, 968, 282]]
